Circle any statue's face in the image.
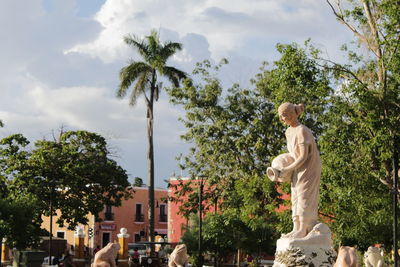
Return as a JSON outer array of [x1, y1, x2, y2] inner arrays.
[[279, 110, 295, 126]]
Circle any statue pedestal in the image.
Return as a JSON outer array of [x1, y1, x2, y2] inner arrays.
[[273, 223, 337, 267]]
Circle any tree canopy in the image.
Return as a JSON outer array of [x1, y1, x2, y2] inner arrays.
[[316, 0, 400, 249], [0, 194, 43, 250], [181, 212, 275, 266], [0, 130, 131, 248], [168, 45, 333, 253], [169, 3, 399, 249]]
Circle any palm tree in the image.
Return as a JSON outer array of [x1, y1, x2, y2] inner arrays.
[[117, 30, 187, 250]]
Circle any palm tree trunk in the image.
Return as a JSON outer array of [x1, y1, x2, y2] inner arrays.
[[147, 104, 155, 250], [147, 73, 156, 255]]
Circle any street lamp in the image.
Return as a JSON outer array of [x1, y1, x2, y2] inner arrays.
[[35, 176, 57, 266], [48, 179, 57, 265], [197, 175, 206, 267], [393, 136, 399, 267]]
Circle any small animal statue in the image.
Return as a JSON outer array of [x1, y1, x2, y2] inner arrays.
[[364, 246, 387, 267], [168, 244, 188, 267], [334, 246, 358, 267], [306, 222, 331, 236], [92, 242, 120, 267]]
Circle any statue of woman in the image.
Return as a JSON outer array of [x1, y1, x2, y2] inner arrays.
[[275, 102, 321, 239]]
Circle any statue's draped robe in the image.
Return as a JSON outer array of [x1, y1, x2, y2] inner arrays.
[[286, 124, 321, 220]]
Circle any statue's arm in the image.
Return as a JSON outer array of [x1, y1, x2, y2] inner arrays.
[[280, 144, 308, 176]]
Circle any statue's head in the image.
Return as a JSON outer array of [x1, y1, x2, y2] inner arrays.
[[170, 244, 188, 265], [278, 102, 304, 126], [367, 246, 380, 254], [105, 242, 120, 258], [175, 244, 187, 254]]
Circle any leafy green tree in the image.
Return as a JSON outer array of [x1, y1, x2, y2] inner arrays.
[[181, 214, 237, 267], [0, 194, 42, 266], [182, 213, 275, 267], [325, 0, 400, 189], [117, 30, 187, 245], [168, 59, 284, 234], [169, 42, 333, 237], [203, 213, 275, 262], [0, 131, 131, 229], [0, 195, 43, 250], [170, 1, 399, 251], [254, 42, 332, 137], [0, 136, 43, 262], [316, 0, 400, 249], [134, 177, 144, 187], [180, 217, 200, 263]]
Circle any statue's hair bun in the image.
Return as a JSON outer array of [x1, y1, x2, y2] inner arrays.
[[294, 104, 304, 116]]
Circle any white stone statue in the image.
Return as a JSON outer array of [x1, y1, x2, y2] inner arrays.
[[168, 244, 188, 267], [268, 102, 321, 239], [334, 246, 359, 267], [92, 242, 120, 267], [270, 103, 335, 267], [364, 246, 387, 267]]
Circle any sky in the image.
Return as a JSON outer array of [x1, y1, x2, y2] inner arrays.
[[0, 0, 354, 188]]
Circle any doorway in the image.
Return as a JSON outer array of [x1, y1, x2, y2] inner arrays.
[[102, 232, 111, 248]]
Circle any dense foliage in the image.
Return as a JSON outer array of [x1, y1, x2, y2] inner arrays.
[[182, 213, 275, 266], [0, 130, 130, 248], [320, 0, 400, 249], [169, 0, 400, 253], [0, 194, 43, 250], [168, 44, 333, 254]]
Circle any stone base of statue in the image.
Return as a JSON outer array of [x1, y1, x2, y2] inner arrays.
[[273, 223, 337, 267]]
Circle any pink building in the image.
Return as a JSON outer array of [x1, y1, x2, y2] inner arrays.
[[95, 186, 168, 247], [168, 177, 217, 243], [42, 186, 168, 250], [168, 177, 190, 243]]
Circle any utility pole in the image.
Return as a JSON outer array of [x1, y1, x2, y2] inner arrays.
[[198, 176, 204, 267], [48, 179, 56, 266], [393, 136, 399, 267]]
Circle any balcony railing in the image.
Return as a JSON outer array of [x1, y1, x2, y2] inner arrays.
[[159, 214, 168, 222], [104, 212, 114, 221], [135, 214, 144, 222]]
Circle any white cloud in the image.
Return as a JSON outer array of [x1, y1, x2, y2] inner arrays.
[[66, 0, 351, 64], [1, 76, 185, 142]]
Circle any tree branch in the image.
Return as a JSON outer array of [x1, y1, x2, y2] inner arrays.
[[326, 0, 379, 58], [315, 58, 366, 87], [326, 0, 367, 42], [362, 0, 385, 86]]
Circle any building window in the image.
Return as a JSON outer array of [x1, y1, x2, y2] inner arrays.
[[159, 204, 167, 222], [104, 205, 114, 221], [135, 203, 144, 222], [56, 231, 65, 239]]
